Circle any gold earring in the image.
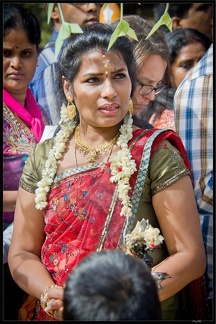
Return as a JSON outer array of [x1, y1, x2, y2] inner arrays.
[[128, 98, 133, 114], [66, 100, 76, 120]]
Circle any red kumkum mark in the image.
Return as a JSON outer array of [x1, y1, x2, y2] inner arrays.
[[101, 49, 106, 57]]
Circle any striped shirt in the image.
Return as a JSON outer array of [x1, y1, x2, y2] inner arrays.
[[29, 31, 61, 126], [174, 44, 213, 299]]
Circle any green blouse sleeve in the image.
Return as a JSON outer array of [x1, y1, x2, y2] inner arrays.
[[19, 138, 56, 193], [147, 139, 191, 195]]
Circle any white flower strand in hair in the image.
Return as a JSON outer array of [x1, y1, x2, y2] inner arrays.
[[35, 104, 137, 222]]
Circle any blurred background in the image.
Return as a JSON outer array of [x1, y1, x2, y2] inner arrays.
[[20, 3, 155, 51]]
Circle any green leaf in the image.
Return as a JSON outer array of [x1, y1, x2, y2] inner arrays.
[[145, 4, 172, 39], [47, 3, 55, 24], [54, 34, 64, 61], [54, 22, 83, 60], [108, 20, 138, 50]]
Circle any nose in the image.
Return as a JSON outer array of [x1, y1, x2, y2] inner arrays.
[[144, 91, 156, 101], [85, 3, 100, 11], [10, 56, 22, 69], [101, 79, 117, 99]]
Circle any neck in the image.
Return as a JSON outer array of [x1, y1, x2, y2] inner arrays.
[[78, 123, 122, 146], [5, 89, 26, 107], [75, 125, 119, 164]]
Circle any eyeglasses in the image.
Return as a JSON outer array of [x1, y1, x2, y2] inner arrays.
[[136, 79, 167, 96]]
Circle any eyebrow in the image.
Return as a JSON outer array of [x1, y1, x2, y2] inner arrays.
[[138, 76, 156, 84], [137, 78, 163, 85], [83, 68, 127, 77]]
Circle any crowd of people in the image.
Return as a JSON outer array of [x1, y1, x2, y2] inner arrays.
[[3, 2, 213, 321]]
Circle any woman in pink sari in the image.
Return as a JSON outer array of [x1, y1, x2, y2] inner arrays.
[[8, 24, 205, 321], [3, 4, 50, 320], [3, 4, 50, 230]]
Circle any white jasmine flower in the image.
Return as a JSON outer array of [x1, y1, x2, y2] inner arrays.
[[35, 104, 136, 223]]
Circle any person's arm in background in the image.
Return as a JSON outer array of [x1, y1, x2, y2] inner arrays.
[[3, 191, 17, 212], [3, 222, 14, 264]]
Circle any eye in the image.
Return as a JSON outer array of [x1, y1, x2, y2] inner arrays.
[[181, 62, 192, 70], [21, 50, 32, 57], [114, 73, 126, 79], [3, 49, 11, 58], [86, 77, 100, 83]]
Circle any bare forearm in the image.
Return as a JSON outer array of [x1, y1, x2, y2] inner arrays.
[[8, 252, 55, 300], [3, 190, 18, 211], [152, 251, 205, 301]]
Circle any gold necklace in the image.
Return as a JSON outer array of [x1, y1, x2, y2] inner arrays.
[[75, 125, 119, 164]]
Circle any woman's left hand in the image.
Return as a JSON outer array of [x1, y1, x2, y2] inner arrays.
[[44, 285, 64, 320]]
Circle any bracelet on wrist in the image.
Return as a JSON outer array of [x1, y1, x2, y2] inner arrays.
[[40, 284, 56, 316]]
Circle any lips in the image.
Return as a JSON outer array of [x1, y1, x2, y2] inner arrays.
[[99, 103, 119, 111], [7, 73, 24, 80], [85, 17, 99, 25], [8, 72, 24, 77]]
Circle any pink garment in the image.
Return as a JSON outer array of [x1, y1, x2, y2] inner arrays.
[[149, 109, 176, 131], [3, 88, 44, 142]]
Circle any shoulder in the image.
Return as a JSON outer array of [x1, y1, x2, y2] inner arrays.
[[26, 137, 56, 169], [32, 42, 56, 81], [20, 138, 56, 192], [132, 115, 153, 129], [35, 137, 56, 155], [149, 139, 191, 194]]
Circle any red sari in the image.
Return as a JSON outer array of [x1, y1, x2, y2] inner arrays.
[[33, 129, 204, 320]]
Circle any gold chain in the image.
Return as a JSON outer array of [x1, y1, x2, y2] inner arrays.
[[75, 125, 119, 164]]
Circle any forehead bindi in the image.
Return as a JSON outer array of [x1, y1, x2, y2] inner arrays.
[[80, 50, 126, 75]]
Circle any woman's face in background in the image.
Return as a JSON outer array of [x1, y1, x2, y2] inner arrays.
[[3, 28, 38, 95], [171, 41, 207, 89], [132, 54, 167, 115]]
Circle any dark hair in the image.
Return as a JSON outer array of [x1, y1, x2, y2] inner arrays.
[[63, 249, 161, 320], [57, 23, 137, 105], [154, 3, 195, 21], [165, 28, 212, 64], [3, 4, 41, 51]]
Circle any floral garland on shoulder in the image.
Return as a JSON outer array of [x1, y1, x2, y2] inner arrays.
[[35, 103, 137, 225]]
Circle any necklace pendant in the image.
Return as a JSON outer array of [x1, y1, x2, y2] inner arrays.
[[86, 150, 98, 164]]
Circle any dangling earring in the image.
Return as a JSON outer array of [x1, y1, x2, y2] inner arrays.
[[66, 100, 76, 120], [128, 98, 133, 114]]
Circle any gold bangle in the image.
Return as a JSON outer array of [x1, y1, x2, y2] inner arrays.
[[40, 285, 56, 316]]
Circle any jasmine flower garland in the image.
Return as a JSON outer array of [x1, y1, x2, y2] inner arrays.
[[110, 112, 137, 220], [35, 104, 137, 224], [35, 103, 77, 210]]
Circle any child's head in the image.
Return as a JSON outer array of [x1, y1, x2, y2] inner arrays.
[[63, 249, 161, 320]]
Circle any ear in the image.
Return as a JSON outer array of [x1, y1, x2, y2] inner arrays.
[[62, 76, 74, 101], [172, 17, 182, 29]]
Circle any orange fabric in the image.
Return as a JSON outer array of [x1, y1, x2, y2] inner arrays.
[[18, 294, 37, 321], [99, 3, 120, 24]]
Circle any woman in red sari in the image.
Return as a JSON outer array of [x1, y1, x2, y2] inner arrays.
[[8, 23, 205, 321]]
